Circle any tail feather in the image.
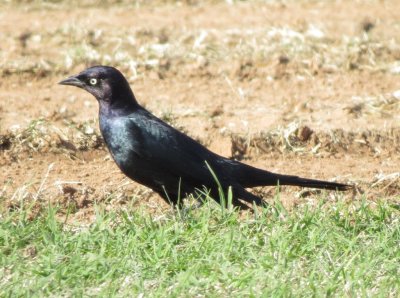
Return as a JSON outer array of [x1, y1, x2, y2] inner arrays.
[[234, 164, 351, 191], [273, 174, 350, 191]]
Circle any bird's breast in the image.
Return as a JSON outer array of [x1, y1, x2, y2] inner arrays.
[[99, 116, 138, 170]]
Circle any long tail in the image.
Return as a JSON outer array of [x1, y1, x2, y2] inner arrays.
[[269, 174, 350, 191], [234, 163, 351, 191]]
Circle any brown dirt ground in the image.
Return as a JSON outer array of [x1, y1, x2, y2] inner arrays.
[[0, 1, 399, 221]]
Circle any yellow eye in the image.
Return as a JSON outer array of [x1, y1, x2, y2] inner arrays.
[[89, 78, 97, 85]]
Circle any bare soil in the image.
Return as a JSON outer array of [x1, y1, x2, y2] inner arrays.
[[1, 1, 399, 221]]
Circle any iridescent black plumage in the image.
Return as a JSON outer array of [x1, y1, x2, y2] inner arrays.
[[60, 66, 350, 208]]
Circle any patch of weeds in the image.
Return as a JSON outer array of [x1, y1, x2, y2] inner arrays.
[[0, 119, 106, 161], [231, 123, 400, 157], [346, 93, 400, 118], [4, 14, 400, 80]]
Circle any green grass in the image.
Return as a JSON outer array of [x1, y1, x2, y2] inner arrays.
[[0, 198, 399, 297]]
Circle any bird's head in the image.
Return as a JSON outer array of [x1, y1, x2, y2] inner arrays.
[[59, 66, 137, 111]]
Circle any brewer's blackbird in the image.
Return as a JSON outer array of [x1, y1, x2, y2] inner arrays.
[[59, 66, 350, 208]]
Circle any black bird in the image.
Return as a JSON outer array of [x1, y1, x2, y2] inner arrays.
[[59, 66, 350, 208]]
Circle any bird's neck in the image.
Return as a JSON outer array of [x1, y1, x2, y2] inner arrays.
[[99, 100, 139, 118], [98, 89, 140, 117]]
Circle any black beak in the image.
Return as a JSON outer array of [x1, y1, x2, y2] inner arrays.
[[58, 75, 84, 87]]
